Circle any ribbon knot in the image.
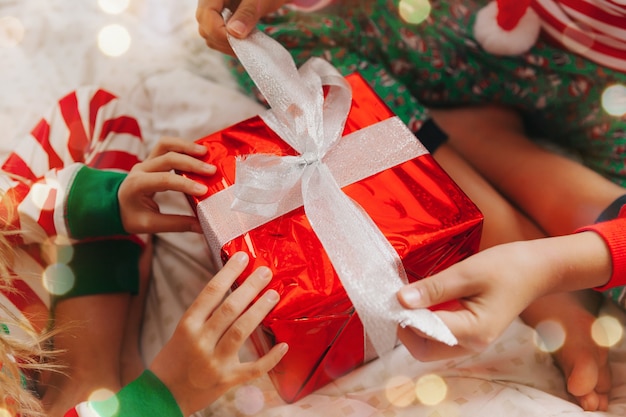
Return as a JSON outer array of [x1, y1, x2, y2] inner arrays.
[[299, 152, 319, 166]]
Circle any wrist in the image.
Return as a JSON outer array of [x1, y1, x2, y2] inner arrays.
[[542, 232, 612, 293]]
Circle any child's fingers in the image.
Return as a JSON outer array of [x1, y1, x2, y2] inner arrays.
[[185, 253, 250, 323], [197, 1, 234, 55], [397, 267, 479, 310], [233, 342, 289, 386], [139, 152, 216, 177], [148, 136, 208, 159], [205, 267, 273, 345], [397, 324, 472, 362], [128, 171, 208, 196], [131, 213, 203, 234], [215, 288, 280, 356]]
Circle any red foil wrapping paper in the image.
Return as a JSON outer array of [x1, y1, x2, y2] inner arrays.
[[182, 73, 483, 403]]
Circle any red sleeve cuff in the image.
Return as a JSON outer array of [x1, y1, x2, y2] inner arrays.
[[577, 217, 626, 291]]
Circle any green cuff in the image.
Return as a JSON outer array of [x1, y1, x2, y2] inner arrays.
[[90, 370, 183, 417], [66, 166, 127, 239], [52, 240, 141, 304]]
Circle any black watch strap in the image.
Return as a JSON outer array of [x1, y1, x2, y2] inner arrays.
[[596, 194, 626, 223]]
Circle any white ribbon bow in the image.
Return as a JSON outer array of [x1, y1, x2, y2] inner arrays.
[[198, 11, 458, 356]]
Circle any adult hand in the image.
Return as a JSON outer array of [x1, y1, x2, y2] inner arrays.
[[149, 252, 288, 416], [196, 0, 288, 55], [118, 136, 213, 234]]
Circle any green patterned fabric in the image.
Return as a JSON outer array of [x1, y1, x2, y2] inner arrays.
[[228, 0, 626, 306]]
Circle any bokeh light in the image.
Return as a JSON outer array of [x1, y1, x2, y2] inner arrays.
[[591, 315, 623, 348], [415, 373, 447, 406], [88, 389, 118, 415], [42, 263, 75, 296], [533, 320, 566, 353], [560, 24, 595, 56], [398, 0, 431, 25], [98, 24, 131, 57], [40, 239, 74, 265], [234, 385, 265, 415], [385, 375, 415, 407], [97, 0, 130, 14], [601, 84, 626, 117], [89, 388, 115, 401], [0, 408, 12, 417], [0, 16, 25, 48]]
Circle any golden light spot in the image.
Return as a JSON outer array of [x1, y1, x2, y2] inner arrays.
[[601, 84, 626, 117], [0, 16, 25, 48], [533, 320, 565, 353], [234, 385, 265, 415], [560, 23, 595, 56], [98, 24, 131, 57], [385, 375, 415, 407], [42, 264, 75, 296], [0, 407, 12, 417], [88, 389, 118, 415], [40, 240, 74, 265], [89, 388, 115, 401], [97, 0, 130, 14], [398, 0, 431, 25], [415, 373, 447, 406], [592, 315, 623, 348]]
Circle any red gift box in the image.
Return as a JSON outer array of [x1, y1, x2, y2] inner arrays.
[[182, 73, 483, 403]]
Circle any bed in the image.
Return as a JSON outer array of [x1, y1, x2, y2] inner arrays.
[[2, 1, 626, 416]]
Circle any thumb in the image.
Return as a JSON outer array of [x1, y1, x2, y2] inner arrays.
[[397, 270, 472, 309], [227, 0, 262, 38]]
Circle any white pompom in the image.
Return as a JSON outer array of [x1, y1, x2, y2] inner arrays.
[[473, 1, 541, 56]]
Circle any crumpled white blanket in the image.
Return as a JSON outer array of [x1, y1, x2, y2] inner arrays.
[[2, 1, 626, 416]]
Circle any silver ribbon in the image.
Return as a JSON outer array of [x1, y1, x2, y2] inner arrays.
[[198, 12, 457, 354]]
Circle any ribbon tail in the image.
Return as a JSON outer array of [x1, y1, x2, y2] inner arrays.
[[303, 164, 457, 358]]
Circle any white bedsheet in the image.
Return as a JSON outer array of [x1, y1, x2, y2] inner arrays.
[[2, 1, 626, 416]]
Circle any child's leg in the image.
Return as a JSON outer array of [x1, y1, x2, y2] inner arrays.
[[431, 106, 614, 411], [521, 291, 611, 411], [120, 236, 153, 385], [41, 293, 132, 416], [2, 87, 149, 415]]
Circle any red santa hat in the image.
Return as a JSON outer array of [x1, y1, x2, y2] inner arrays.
[[473, 0, 542, 56]]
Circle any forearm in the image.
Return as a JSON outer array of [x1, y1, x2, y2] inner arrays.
[[431, 106, 625, 235], [528, 232, 612, 294]]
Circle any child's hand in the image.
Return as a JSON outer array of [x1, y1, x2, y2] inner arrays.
[[118, 136, 214, 234], [196, 0, 288, 55], [396, 233, 612, 361], [149, 252, 288, 416]]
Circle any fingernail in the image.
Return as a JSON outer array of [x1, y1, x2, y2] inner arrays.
[[256, 266, 272, 281], [193, 183, 208, 194], [227, 20, 247, 36], [193, 144, 208, 154], [277, 342, 289, 354], [399, 287, 422, 307], [231, 252, 249, 264], [265, 289, 279, 303], [202, 163, 216, 173]]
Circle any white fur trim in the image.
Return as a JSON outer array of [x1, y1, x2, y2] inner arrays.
[[473, 1, 541, 56]]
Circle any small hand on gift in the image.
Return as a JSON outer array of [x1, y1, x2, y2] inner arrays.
[[196, 0, 288, 55], [149, 251, 289, 416], [118, 136, 215, 234]]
